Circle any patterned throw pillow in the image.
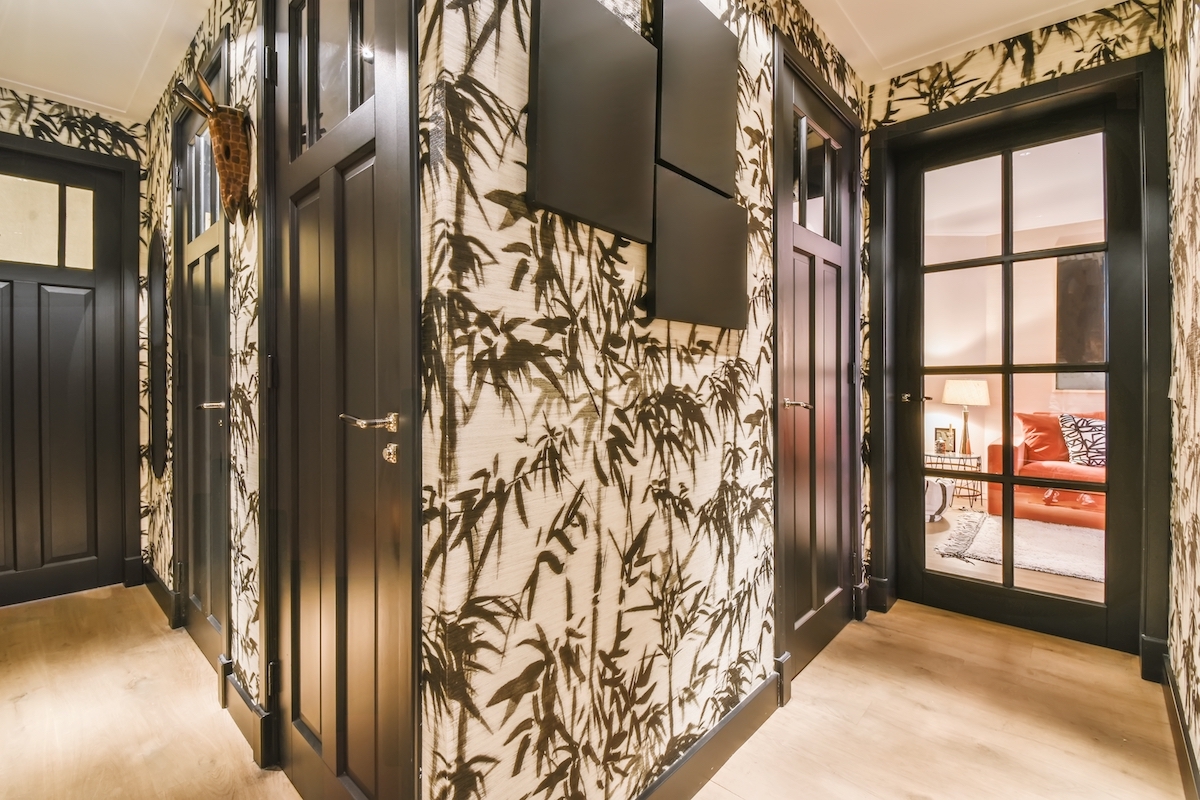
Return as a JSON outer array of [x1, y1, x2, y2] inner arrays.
[[1059, 414, 1107, 467]]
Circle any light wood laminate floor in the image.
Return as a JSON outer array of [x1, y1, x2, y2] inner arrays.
[[696, 601, 1184, 800], [0, 584, 300, 800]]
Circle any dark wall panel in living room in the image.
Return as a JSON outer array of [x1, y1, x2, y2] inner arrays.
[[651, 165, 748, 328], [656, 0, 738, 197], [527, 0, 658, 242]]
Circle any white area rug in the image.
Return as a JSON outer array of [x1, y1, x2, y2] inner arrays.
[[935, 511, 1104, 583]]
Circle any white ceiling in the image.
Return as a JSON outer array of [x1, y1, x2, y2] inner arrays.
[[0, 0, 211, 124], [801, 0, 1113, 85], [0, 0, 1116, 122]]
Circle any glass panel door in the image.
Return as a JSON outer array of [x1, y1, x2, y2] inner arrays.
[[920, 133, 1109, 604]]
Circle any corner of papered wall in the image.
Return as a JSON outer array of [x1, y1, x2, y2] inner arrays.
[[416, 0, 866, 796], [1163, 0, 1200, 770]]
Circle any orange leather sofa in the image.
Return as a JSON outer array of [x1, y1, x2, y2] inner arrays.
[[986, 412, 1106, 530]]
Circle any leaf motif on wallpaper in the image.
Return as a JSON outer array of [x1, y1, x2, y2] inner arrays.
[[420, 0, 779, 796]]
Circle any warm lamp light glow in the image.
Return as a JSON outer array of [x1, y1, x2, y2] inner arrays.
[[942, 379, 991, 407]]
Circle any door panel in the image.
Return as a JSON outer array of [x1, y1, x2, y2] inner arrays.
[[179, 107, 231, 669], [40, 285, 95, 562], [0, 149, 124, 606], [291, 157, 380, 799], [892, 98, 1143, 651], [776, 61, 856, 686], [275, 0, 414, 794]]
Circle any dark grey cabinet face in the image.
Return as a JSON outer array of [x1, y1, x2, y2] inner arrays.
[[0, 149, 125, 606]]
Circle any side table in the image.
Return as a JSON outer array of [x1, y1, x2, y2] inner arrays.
[[924, 452, 983, 507]]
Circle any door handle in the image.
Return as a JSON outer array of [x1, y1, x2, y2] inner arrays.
[[783, 398, 813, 410], [198, 402, 226, 410], [340, 412, 399, 433]]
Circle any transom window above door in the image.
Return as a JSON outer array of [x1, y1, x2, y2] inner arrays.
[[0, 172, 94, 269]]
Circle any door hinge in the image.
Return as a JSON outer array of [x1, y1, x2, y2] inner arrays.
[[267, 660, 281, 697], [266, 353, 275, 390], [265, 46, 278, 86], [173, 561, 185, 590]]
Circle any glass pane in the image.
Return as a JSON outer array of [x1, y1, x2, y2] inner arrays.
[[293, 0, 309, 154], [360, 0, 375, 102], [1013, 483, 1105, 602], [318, 0, 351, 138], [187, 127, 220, 242], [1013, 255, 1107, 365], [924, 373, 1002, 474], [805, 126, 826, 237], [923, 265, 1002, 367], [925, 475, 1002, 584], [1013, 133, 1105, 253], [0, 173, 59, 266], [924, 156, 1002, 265], [65, 187, 93, 269], [1013, 372, 1107, 477], [792, 114, 803, 227]]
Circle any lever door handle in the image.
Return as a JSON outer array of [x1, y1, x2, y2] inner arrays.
[[198, 402, 226, 410], [340, 412, 399, 433], [783, 398, 813, 410]]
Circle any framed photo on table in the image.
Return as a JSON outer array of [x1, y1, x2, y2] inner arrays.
[[934, 427, 956, 454]]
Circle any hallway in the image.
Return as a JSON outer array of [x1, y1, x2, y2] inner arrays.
[[697, 601, 1184, 799], [0, 586, 298, 799], [2, 589, 1183, 799]]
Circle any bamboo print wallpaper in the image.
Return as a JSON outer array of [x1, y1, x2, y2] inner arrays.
[[418, 0, 859, 796], [1165, 0, 1200, 765], [139, 0, 263, 701]]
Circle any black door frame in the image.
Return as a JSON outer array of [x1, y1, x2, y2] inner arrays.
[[771, 30, 864, 702], [867, 53, 1171, 680], [172, 34, 233, 681], [261, 0, 421, 790], [0, 130, 142, 596]]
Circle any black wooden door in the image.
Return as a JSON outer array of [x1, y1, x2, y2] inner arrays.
[[178, 106, 231, 668], [775, 63, 856, 684], [892, 93, 1143, 652], [273, 0, 416, 796], [0, 148, 124, 605]]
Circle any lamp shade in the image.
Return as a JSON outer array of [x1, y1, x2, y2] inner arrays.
[[942, 379, 991, 407]]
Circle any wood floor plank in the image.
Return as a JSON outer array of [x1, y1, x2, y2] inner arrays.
[[704, 601, 1185, 800], [0, 585, 300, 800]]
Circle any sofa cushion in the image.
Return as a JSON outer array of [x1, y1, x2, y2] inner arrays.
[[1018, 459, 1106, 483], [1060, 414, 1107, 467], [1015, 413, 1070, 462]]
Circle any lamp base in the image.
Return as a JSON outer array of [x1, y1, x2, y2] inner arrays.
[[961, 406, 972, 456]]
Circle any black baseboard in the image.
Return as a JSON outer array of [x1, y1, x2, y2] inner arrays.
[[123, 556, 144, 587], [868, 575, 895, 612], [143, 562, 183, 628], [1143, 635, 1169, 683], [226, 671, 275, 767], [1163, 654, 1200, 800], [635, 675, 777, 800], [852, 581, 869, 621]]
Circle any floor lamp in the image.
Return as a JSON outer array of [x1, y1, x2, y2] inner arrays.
[[941, 379, 991, 456]]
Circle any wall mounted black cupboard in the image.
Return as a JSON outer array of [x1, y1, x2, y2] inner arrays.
[[527, 0, 748, 329]]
